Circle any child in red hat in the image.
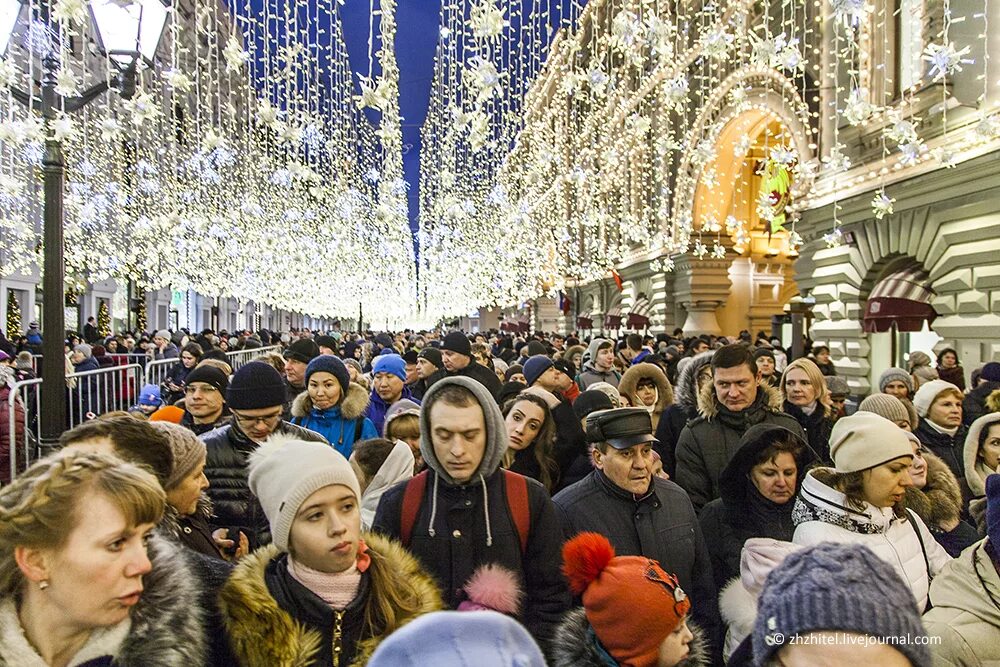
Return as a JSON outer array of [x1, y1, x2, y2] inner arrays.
[[551, 532, 707, 667]]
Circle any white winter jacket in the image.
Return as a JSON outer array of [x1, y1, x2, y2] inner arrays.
[[792, 468, 953, 611]]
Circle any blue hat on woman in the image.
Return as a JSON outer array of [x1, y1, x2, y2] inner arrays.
[[305, 354, 350, 396]]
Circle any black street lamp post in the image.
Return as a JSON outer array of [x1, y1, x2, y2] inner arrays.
[[2, 0, 168, 447]]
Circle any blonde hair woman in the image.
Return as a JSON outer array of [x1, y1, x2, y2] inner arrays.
[[780, 358, 834, 462], [0, 451, 207, 665]]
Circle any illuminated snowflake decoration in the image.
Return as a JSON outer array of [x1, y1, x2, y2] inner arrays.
[[843, 88, 876, 125], [922, 42, 973, 81], [871, 190, 894, 220]]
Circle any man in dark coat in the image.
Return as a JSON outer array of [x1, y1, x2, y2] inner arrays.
[[411, 346, 447, 400], [83, 316, 100, 344], [372, 376, 570, 649], [440, 331, 502, 400], [201, 362, 326, 549], [963, 362, 1000, 426], [552, 407, 720, 658], [281, 338, 319, 418], [674, 344, 804, 511]]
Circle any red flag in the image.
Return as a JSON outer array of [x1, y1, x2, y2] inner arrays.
[[611, 269, 623, 291]]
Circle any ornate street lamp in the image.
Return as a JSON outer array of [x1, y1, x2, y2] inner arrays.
[[1, 0, 169, 447]]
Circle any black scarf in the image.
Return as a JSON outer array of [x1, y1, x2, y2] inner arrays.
[[715, 389, 771, 431]]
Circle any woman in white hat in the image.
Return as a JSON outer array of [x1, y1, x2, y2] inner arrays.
[[792, 412, 953, 611]]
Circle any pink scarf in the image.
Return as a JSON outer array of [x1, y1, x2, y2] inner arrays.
[[287, 540, 371, 610]]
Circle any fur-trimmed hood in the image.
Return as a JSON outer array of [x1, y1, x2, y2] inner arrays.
[[618, 362, 674, 414], [905, 450, 964, 528], [290, 381, 370, 421], [218, 531, 442, 667], [964, 411, 1000, 498], [0, 536, 206, 667], [674, 351, 713, 415], [549, 607, 709, 667], [697, 379, 784, 420]]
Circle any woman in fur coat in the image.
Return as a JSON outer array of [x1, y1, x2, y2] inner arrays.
[[290, 355, 378, 459], [0, 451, 207, 667], [551, 532, 708, 667], [904, 433, 980, 556], [219, 434, 441, 667]]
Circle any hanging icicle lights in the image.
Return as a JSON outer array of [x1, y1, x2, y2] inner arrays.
[[0, 0, 414, 324]]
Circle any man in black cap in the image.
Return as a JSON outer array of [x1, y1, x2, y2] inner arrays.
[[315, 334, 338, 356], [201, 361, 327, 548], [552, 407, 719, 652], [180, 364, 232, 435], [282, 338, 320, 418], [410, 348, 444, 400], [441, 331, 502, 400]]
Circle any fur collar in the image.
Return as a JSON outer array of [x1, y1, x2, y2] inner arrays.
[[904, 451, 963, 527], [618, 363, 675, 414], [550, 608, 709, 667], [291, 382, 370, 421], [219, 532, 442, 667], [696, 380, 783, 420], [0, 537, 206, 667], [674, 352, 713, 414], [159, 494, 214, 542]]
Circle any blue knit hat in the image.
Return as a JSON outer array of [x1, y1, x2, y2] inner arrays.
[[753, 543, 932, 666], [305, 354, 350, 397], [227, 361, 286, 410], [372, 353, 407, 383], [522, 355, 553, 387]]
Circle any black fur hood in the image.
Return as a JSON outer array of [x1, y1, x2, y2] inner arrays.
[[549, 607, 709, 667]]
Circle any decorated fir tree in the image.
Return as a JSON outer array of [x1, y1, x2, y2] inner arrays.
[[6, 291, 21, 340], [97, 300, 112, 338]]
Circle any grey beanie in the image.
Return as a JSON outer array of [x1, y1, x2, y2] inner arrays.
[[419, 376, 507, 485], [858, 393, 911, 427], [73, 343, 92, 359], [155, 329, 171, 341], [247, 432, 361, 552], [150, 422, 207, 490], [878, 367, 914, 394], [753, 543, 932, 666]]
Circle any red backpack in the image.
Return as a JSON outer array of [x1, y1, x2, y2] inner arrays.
[[399, 469, 531, 555]]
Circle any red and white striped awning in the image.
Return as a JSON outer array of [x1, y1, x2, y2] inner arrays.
[[863, 266, 936, 333], [626, 295, 651, 329]]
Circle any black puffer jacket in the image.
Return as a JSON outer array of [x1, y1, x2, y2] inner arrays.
[[963, 381, 1000, 426], [655, 352, 714, 477], [698, 424, 815, 589], [782, 400, 834, 464], [201, 421, 327, 548], [914, 419, 968, 487]]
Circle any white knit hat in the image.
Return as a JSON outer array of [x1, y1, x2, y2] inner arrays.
[[912, 379, 962, 417], [830, 412, 913, 473], [247, 432, 361, 552]]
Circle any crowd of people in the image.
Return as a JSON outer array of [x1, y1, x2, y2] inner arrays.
[[0, 324, 999, 666]]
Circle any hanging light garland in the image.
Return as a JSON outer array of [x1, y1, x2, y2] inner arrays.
[[0, 0, 415, 324]]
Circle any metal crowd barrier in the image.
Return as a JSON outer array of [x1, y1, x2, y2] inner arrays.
[[5, 363, 143, 484], [226, 345, 281, 371], [141, 345, 282, 387]]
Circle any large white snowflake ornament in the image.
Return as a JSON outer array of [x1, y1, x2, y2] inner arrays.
[[871, 190, 894, 220], [922, 42, 973, 81]]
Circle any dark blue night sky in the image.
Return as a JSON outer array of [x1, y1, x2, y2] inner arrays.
[[245, 0, 581, 237]]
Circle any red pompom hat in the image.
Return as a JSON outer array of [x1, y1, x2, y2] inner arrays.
[[562, 532, 690, 667]]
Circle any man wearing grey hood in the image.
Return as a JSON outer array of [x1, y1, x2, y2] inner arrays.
[[575, 338, 622, 390], [372, 376, 570, 650]]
